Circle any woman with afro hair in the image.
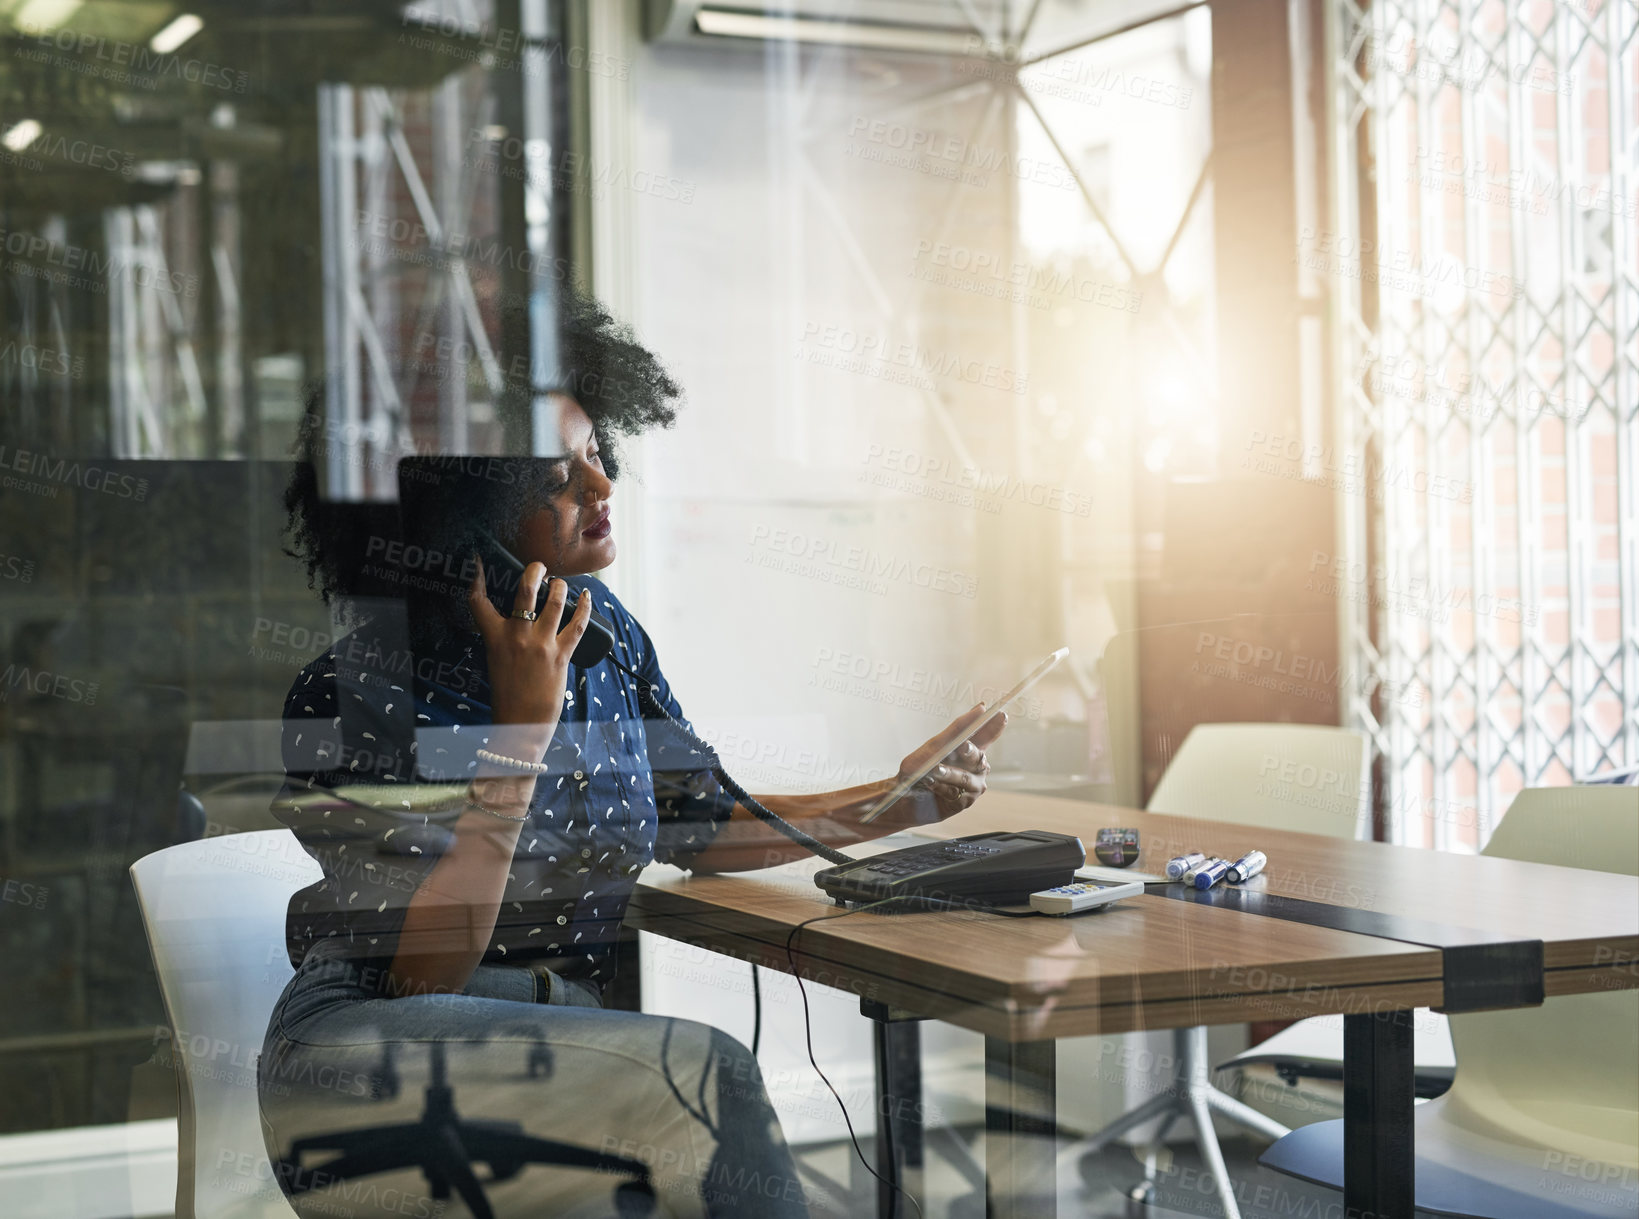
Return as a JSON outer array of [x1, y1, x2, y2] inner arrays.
[[258, 289, 1007, 1218]]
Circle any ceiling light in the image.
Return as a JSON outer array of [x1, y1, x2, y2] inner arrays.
[[3, 120, 43, 153], [13, 0, 83, 34], [149, 13, 204, 54]]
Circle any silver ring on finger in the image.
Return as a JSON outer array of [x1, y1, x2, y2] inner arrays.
[[510, 609, 539, 621]]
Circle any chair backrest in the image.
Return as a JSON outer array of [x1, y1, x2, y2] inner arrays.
[[130, 830, 321, 1219], [1146, 722, 1370, 840], [1445, 786, 1639, 1166]]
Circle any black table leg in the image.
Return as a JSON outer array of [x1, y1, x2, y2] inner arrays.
[[1343, 1009, 1414, 1219], [984, 1036, 1056, 1219], [869, 1014, 924, 1219]]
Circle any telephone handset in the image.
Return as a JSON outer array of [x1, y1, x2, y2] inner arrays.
[[473, 527, 618, 669]]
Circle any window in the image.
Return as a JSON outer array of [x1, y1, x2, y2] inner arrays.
[[1326, 0, 1638, 846]]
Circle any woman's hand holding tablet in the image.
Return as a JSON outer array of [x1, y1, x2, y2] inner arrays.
[[861, 646, 1070, 826]]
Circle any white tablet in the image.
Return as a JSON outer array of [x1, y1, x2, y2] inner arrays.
[[858, 646, 1069, 825]]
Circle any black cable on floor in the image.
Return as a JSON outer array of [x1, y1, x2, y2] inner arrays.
[[780, 895, 1049, 1218], [785, 899, 923, 1219]]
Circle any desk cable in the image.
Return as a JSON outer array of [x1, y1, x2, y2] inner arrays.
[[785, 898, 925, 1219], [608, 660, 854, 866], [782, 896, 1044, 1219]]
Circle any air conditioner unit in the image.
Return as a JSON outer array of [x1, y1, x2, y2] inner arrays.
[[642, 0, 1012, 56]]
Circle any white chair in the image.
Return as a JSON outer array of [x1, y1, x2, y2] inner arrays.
[[130, 829, 321, 1219], [1221, 1005, 1457, 1097], [1070, 723, 1371, 1219], [1206, 719, 1461, 1096], [1146, 721, 1372, 838], [132, 830, 662, 1219], [1261, 785, 1639, 1218]]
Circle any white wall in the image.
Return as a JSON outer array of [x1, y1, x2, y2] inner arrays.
[[590, 9, 1208, 1143]]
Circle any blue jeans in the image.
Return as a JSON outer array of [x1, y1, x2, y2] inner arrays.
[[258, 940, 812, 1219]]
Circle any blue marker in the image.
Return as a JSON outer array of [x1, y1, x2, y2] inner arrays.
[[1182, 856, 1222, 885], [1227, 850, 1267, 883], [1194, 858, 1233, 890], [1166, 851, 1207, 880]]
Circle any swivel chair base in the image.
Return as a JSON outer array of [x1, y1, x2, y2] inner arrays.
[[1063, 1026, 1290, 1219], [279, 1042, 655, 1219]]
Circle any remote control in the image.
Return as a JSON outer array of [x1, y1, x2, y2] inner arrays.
[[1029, 879, 1144, 915]]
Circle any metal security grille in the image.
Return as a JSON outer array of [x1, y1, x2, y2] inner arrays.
[[1325, 0, 1638, 847]]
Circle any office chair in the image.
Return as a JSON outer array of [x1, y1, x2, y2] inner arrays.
[[130, 828, 656, 1219], [1261, 785, 1639, 1218], [1217, 1005, 1457, 1098], [1068, 723, 1370, 1219]]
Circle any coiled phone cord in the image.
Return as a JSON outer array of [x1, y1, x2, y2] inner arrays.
[[609, 655, 1045, 919], [605, 657, 856, 867]]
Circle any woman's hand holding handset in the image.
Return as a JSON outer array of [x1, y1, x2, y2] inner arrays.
[[386, 559, 592, 998], [467, 556, 592, 773], [462, 557, 592, 831]]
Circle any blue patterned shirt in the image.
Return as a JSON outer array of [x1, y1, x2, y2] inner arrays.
[[273, 575, 737, 991]]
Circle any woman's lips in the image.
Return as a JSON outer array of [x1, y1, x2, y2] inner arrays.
[[582, 512, 611, 540]]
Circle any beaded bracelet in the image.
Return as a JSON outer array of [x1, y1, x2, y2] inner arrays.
[[476, 747, 550, 775]]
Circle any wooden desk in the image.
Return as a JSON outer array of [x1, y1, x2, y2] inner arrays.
[[629, 793, 1639, 1218]]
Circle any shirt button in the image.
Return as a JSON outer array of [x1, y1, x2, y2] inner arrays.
[[574, 770, 584, 780], [556, 915, 568, 925], [581, 848, 592, 858]]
